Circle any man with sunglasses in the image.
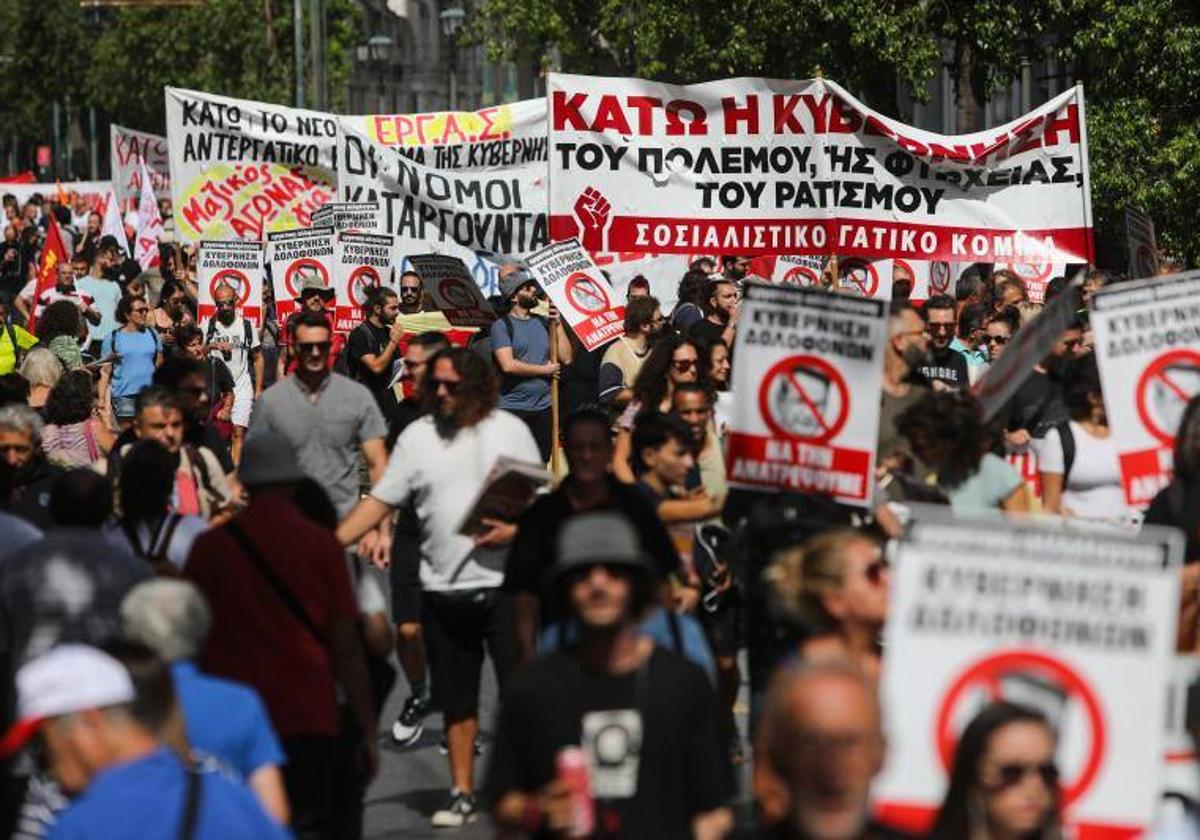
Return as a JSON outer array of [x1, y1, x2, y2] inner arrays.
[[917, 294, 969, 391], [276, 276, 345, 380], [397, 270, 426, 316], [202, 282, 262, 465], [489, 512, 733, 838]]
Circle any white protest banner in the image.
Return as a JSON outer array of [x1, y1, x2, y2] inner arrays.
[[1126, 207, 1160, 280], [526, 238, 625, 351], [726, 281, 885, 507], [336, 99, 549, 265], [134, 160, 163, 270], [267, 226, 335, 322], [407, 254, 496, 328], [333, 232, 393, 332], [1090, 271, 1200, 507], [596, 252, 696, 312], [547, 74, 1093, 264], [1162, 656, 1200, 800], [165, 87, 337, 243], [110, 124, 171, 205], [772, 255, 827, 288], [197, 240, 265, 325], [836, 257, 893, 300], [994, 259, 1068, 304], [873, 512, 1182, 838], [4, 181, 112, 213], [309, 200, 384, 233], [974, 273, 1083, 422], [100, 191, 130, 256]]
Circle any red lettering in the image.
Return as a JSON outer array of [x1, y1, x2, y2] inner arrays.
[[926, 142, 971, 163], [828, 99, 861, 134], [722, 95, 759, 134], [591, 95, 633, 134], [801, 94, 831, 133], [1041, 104, 1080, 147], [442, 113, 468, 144], [863, 115, 896, 140], [478, 107, 501, 141], [665, 100, 707, 136], [552, 91, 589, 131], [773, 95, 805, 134], [625, 96, 660, 134], [415, 113, 436, 144]]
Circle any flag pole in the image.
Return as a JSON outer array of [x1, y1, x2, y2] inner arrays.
[[550, 326, 561, 475]]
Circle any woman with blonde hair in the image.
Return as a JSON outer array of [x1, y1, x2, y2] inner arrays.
[[763, 527, 889, 680], [18, 346, 63, 414]]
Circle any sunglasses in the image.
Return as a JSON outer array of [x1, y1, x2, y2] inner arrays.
[[400, 285, 422, 294], [926, 322, 955, 334], [296, 340, 331, 355], [672, 359, 697, 372], [430, 378, 461, 394], [989, 762, 1059, 792], [865, 556, 889, 585], [983, 335, 1010, 346]]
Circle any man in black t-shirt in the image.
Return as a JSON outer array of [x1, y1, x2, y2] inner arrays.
[[489, 511, 733, 839], [345, 286, 403, 408], [689, 276, 739, 347], [917, 294, 969, 390], [504, 407, 677, 663]]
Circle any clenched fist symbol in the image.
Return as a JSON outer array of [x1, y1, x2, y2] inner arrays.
[[573, 187, 612, 252]]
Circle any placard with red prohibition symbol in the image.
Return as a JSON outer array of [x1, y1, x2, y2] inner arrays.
[[333, 231, 394, 333], [407, 253, 495, 328], [525, 238, 625, 352], [1091, 271, 1200, 507], [309, 201, 383, 234], [836, 257, 893, 300], [196, 240, 264, 325], [1125, 207, 1160, 280], [872, 512, 1182, 839], [726, 281, 885, 507], [771, 255, 827, 288], [993, 259, 1068, 304], [266, 226, 335, 322]]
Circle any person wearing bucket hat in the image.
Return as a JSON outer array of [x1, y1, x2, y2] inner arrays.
[[487, 511, 734, 838], [1, 644, 287, 839], [276, 273, 343, 379], [489, 262, 573, 463]]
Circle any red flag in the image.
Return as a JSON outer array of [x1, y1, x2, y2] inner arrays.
[[27, 214, 69, 333]]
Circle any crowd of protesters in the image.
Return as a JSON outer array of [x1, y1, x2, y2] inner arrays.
[[1, 185, 1199, 840]]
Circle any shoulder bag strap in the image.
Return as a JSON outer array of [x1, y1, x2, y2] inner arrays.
[[151, 512, 183, 566], [177, 767, 203, 840], [225, 519, 325, 646]]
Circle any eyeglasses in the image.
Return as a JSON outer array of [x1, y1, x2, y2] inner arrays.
[[989, 762, 1059, 792], [296, 340, 331, 355], [400, 285, 422, 294], [430, 378, 460, 394], [865, 556, 889, 585], [926, 322, 955, 334], [672, 359, 697, 372], [983, 335, 1010, 346]]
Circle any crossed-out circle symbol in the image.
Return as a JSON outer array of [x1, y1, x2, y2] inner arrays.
[[782, 265, 823, 287], [284, 259, 329, 298], [348, 265, 382, 306], [838, 258, 878, 297], [211, 269, 250, 306], [758, 355, 849, 445], [935, 649, 1105, 809], [1135, 349, 1200, 445], [565, 272, 610, 315], [438, 277, 476, 309], [929, 261, 952, 295], [1000, 262, 1053, 284]]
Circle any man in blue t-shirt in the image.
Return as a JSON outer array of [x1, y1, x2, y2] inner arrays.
[[489, 265, 573, 462]]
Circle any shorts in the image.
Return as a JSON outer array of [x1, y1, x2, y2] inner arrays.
[[113, 395, 138, 419], [231, 379, 254, 428], [422, 588, 516, 720], [388, 531, 423, 624]]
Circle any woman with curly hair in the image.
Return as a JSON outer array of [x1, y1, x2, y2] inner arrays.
[[669, 269, 711, 333], [101, 294, 163, 429], [763, 528, 889, 681], [34, 299, 85, 371], [41, 368, 115, 468], [612, 333, 701, 482], [897, 390, 1028, 514]]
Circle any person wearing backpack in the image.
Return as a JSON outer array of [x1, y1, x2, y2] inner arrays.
[[101, 295, 163, 430], [201, 282, 263, 466], [0, 296, 37, 375], [488, 266, 572, 464]]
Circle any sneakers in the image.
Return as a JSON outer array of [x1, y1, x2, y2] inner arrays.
[[391, 694, 431, 746], [431, 788, 477, 828]]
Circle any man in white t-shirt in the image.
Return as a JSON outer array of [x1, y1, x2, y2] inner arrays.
[[337, 346, 541, 829], [15, 262, 101, 327], [201, 281, 262, 463]]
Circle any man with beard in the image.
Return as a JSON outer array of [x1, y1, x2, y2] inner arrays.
[[489, 512, 733, 839], [916, 294, 969, 390], [598, 296, 663, 408], [345, 286, 403, 410], [202, 282, 262, 465], [689, 276, 740, 348], [397, 271, 425, 316], [877, 302, 932, 478], [275, 276, 345, 379], [337, 347, 540, 828], [490, 268, 573, 464]]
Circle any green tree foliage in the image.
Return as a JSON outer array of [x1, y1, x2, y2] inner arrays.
[[0, 0, 89, 137], [470, 0, 1200, 267]]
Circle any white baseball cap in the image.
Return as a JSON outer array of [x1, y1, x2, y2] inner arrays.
[[0, 645, 135, 757]]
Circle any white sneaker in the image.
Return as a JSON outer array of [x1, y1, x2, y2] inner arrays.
[[431, 789, 477, 828]]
